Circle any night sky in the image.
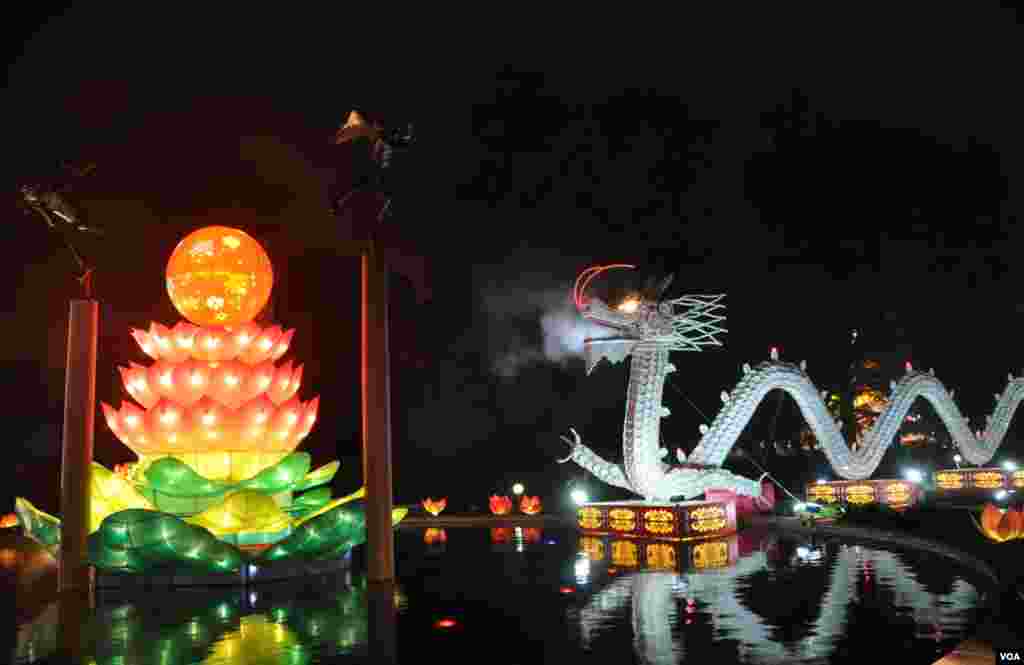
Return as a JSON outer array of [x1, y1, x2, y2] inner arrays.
[[4, 5, 1024, 511]]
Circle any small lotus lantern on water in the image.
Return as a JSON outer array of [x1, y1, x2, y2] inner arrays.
[[489, 495, 513, 515], [0, 514, 17, 529], [519, 495, 542, 515], [977, 503, 1024, 543], [422, 498, 447, 517]]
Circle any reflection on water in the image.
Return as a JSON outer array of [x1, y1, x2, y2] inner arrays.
[[9, 527, 988, 665], [15, 573, 370, 664], [571, 529, 984, 664]]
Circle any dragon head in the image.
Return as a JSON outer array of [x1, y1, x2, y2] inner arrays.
[[573, 265, 726, 374]]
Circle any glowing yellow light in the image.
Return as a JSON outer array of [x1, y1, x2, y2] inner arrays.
[[259, 376, 271, 389], [160, 410, 178, 425], [131, 379, 147, 391], [190, 372, 203, 386], [156, 336, 170, 347], [225, 374, 238, 387], [202, 413, 216, 426], [177, 336, 194, 348], [205, 338, 219, 349], [276, 344, 287, 353], [617, 296, 640, 313], [286, 413, 298, 426], [259, 339, 273, 351], [124, 415, 139, 427], [166, 226, 273, 327], [159, 373, 172, 387], [238, 334, 251, 345]]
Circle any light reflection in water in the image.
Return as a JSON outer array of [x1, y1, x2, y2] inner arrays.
[[14, 575, 372, 664], [572, 531, 983, 664]]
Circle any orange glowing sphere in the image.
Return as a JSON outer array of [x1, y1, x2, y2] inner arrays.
[[166, 226, 273, 327]]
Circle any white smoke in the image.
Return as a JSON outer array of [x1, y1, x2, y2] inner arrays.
[[485, 286, 610, 378]]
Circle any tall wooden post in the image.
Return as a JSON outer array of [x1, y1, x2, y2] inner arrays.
[[361, 240, 395, 582], [59, 299, 97, 595]]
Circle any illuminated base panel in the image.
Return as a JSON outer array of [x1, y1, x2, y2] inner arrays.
[[578, 532, 740, 571], [933, 468, 1022, 493], [805, 479, 921, 509], [576, 500, 737, 541]]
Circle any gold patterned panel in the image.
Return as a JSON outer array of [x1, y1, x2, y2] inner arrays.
[[609, 519, 635, 532], [578, 537, 606, 562], [643, 509, 676, 536], [974, 471, 1005, 489], [885, 482, 912, 505], [692, 540, 730, 569], [807, 485, 838, 503], [608, 508, 636, 532], [690, 517, 727, 533], [646, 543, 676, 570], [845, 484, 876, 504], [1013, 471, 1024, 489], [935, 471, 966, 490], [611, 540, 638, 567], [579, 507, 602, 530], [688, 505, 725, 521]]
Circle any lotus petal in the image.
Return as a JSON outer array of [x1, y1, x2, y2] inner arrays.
[[186, 490, 291, 537], [293, 486, 366, 526], [88, 509, 244, 573], [271, 329, 295, 361], [90, 463, 153, 532], [14, 497, 61, 554], [293, 461, 340, 492], [291, 487, 333, 515]]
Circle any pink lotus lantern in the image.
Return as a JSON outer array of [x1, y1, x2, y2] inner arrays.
[[519, 495, 542, 515], [489, 495, 513, 515], [422, 497, 447, 517]]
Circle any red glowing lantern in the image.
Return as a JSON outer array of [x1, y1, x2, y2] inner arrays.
[[0, 514, 17, 529], [422, 497, 447, 516], [489, 495, 513, 515], [435, 618, 458, 629], [559, 586, 575, 594], [523, 527, 541, 543], [519, 495, 542, 515], [491, 527, 512, 544], [424, 528, 447, 545], [977, 503, 1024, 543]]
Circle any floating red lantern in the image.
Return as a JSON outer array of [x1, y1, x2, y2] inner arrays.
[[976, 503, 1024, 543], [424, 528, 447, 545], [489, 495, 513, 515], [519, 495, 542, 515], [422, 497, 447, 516]]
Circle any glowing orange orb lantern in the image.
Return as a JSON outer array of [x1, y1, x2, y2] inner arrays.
[[165, 226, 274, 327]]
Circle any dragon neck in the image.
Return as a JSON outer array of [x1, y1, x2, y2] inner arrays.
[[622, 343, 671, 495]]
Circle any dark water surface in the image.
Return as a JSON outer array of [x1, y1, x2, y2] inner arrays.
[[7, 526, 992, 664]]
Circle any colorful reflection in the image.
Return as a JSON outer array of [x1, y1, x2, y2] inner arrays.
[[572, 535, 983, 665], [14, 576, 370, 664]]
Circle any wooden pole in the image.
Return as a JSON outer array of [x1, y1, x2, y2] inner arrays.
[[361, 240, 395, 582], [59, 299, 97, 595]]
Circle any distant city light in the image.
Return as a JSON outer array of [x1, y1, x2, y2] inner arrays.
[[904, 468, 924, 484], [512, 482, 525, 496], [571, 489, 589, 505]]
